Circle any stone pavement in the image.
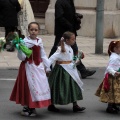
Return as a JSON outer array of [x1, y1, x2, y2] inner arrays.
[[0, 33, 118, 69]]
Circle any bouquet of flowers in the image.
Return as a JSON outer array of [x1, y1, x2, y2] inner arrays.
[[73, 50, 84, 68], [0, 37, 6, 52], [7, 32, 32, 58]]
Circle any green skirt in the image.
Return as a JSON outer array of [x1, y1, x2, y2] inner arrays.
[[48, 64, 83, 105]]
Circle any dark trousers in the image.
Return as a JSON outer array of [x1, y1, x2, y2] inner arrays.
[[5, 26, 17, 42], [49, 36, 87, 74], [71, 42, 86, 73], [49, 36, 61, 57]]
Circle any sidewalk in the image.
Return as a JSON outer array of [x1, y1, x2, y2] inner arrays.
[[0, 34, 117, 69]]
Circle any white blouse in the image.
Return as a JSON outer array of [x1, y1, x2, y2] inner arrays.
[[49, 43, 83, 91], [17, 37, 50, 71], [105, 52, 120, 76], [49, 43, 73, 65]]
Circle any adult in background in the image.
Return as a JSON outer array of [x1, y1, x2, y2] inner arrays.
[[18, 0, 35, 37], [0, 0, 21, 52], [49, 0, 96, 79]]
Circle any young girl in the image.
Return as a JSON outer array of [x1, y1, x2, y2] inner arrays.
[[48, 31, 85, 112], [10, 22, 51, 116], [95, 40, 120, 114]]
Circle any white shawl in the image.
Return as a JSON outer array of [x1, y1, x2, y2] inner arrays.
[[49, 43, 83, 91]]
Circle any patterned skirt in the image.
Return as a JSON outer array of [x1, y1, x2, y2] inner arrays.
[[48, 64, 83, 105], [10, 62, 51, 108], [95, 74, 120, 103]]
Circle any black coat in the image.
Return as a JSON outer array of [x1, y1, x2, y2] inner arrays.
[[54, 0, 78, 37], [0, 0, 21, 27]]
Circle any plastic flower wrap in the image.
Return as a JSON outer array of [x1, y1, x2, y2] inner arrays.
[[118, 68, 120, 72], [72, 50, 84, 68], [8, 32, 32, 58], [73, 55, 78, 69], [0, 37, 6, 52], [78, 50, 85, 59]]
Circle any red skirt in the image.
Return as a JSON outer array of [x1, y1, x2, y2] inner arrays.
[[10, 62, 51, 108]]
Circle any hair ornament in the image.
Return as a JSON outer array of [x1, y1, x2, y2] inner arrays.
[[61, 37, 64, 41]]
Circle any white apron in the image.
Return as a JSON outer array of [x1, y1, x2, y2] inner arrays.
[[25, 62, 51, 102]]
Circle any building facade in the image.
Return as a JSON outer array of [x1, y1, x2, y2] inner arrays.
[[29, 0, 50, 18], [44, 0, 120, 38], [1, 0, 120, 38]]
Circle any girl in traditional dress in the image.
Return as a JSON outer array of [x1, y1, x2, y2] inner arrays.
[[10, 22, 51, 117], [18, 0, 35, 37], [95, 40, 120, 114], [48, 31, 85, 112]]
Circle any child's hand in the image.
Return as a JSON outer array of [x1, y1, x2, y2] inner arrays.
[[78, 50, 85, 59], [81, 52, 85, 59], [61, 37, 64, 41], [46, 71, 51, 77], [114, 72, 120, 76], [75, 60, 81, 65]]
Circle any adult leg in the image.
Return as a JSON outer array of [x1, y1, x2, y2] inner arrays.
[[4, 26, 13, 49], [5, 26, 17, 38], [5, 26, 16, 52], [49, 36, 61, 57], [5, 27, 11, 38], [71, 42, 96, 79], [71, 42, 86, 72], [77, 62, 96, 79]]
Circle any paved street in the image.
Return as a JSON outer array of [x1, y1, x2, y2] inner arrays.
[[0, 34, 120, 119], [1, 68, 120, 120]]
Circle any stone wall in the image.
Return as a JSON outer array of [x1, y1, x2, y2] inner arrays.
[[45, 0, 120, 38]]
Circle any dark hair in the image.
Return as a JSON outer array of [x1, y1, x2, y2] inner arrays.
[[62, 31, 75, 41], [108, 40, 120, 56], [28, 22, 40, 30]]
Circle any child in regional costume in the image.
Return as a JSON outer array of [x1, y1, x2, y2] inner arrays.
[[48, 31, 86, 112], [95, 40, 120, 114], [10, 22, 51, 117]]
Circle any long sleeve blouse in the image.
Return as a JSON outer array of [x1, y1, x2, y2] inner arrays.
[[105, 52, 120, 76], [17, 36, 50, 71]]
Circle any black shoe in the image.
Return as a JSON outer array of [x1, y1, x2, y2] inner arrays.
[[73, 105, 86, 112], [81, 69, 96, 79], [112, 104, 120, 111], [106, 107, 118, 114], [6, 47, 15, 52], [3, 43, 6, 49], [48, 105, 59, 112], [21, 107, 37, 116], [6, 44, 15, 52]]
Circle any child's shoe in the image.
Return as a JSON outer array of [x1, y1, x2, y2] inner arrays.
[[21, 106, 37, 117], [73, 105, 86, 112], [106, 107, 118, 114], [112, 104, 120, 111], [48, 105, 59, 112]]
